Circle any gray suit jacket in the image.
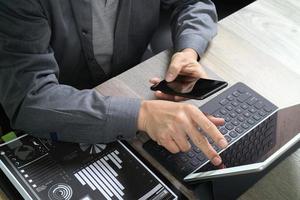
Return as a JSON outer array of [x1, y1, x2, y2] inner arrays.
[[0, 0, 217, 144]]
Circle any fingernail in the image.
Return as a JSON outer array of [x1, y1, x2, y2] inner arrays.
[[166, 73, 173, 82], [218, 138, 228, 148], [212, 156, 222, 166]]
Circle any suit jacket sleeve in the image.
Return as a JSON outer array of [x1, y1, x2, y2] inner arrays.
[[0, 0, 140, 144], [161, 0, 218, 56]]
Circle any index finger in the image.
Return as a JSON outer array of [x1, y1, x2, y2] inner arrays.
[[181, 63, 209, 79], [154, 91, 187, 102], [166, 52, 186, 82], [186, 125, 223, 166], [189, 107, 228, 149]]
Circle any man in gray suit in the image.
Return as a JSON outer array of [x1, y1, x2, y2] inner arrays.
[[0, 0, 227, 166]]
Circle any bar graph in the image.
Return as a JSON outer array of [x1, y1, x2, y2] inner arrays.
[[74, 150, 125, 200]]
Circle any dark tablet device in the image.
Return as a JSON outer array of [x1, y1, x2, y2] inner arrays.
[[151, 76, 228, 100], [184, 105, 300, 182]]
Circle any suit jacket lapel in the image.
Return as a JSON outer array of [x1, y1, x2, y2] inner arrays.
[[112, 0, 132, 75], [69, 0, 92, 35], [70, 0, 132, 79], [70, 0, 107, 84]]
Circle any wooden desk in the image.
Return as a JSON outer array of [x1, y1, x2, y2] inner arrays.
[[96, 0, 300, 199]]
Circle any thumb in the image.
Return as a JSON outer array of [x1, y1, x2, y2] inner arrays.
[[166, 59, 182, 82]]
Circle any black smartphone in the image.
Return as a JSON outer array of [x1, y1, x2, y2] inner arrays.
[[150, 76, 228, 100]]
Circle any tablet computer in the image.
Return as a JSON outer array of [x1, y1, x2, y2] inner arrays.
[[184, 104, 300, 182]]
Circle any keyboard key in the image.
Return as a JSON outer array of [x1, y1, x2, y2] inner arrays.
[[232, 91, 240, 97], [237, 87, 247, 94], [220, 109, 228, 115], [224, 116, 231, 122], [225, 105, 233, 111], [225, 124, 234, 130], [191, 159, 200, 167], [247, 119, 255, 125], [231, 120, 239, 126], [166, 154, 173, 160], [253, 115, 262, 121], [243, 112, 251, 118], [248, 108, 256, 113], [229, 131, 238, 138], [193, 147, 201, 153], [237, 92, 251, 102], [235, 108, 242, 114], [212, 144, 220, 151], [254, 101, 264, 109], [197, 155, 205, 162], [241, 123, 249, 129], [237, 116, 245, 122], [220, 99, 229, 105], [227, 95, 234, 101], [214, 113, 221, 118], [241, 104, 249, 110], [187, 151, 195, 158], [246, 97, 258, 105], [180, 156, 189, 162], [231, 101, 239, 107], [258, 111, 266, 116], [219, 128, 228, 135], [224, 135, 232, 143], [180, 165, 190, 173], [235, 127, 244, 134], [229, 112, 237, 118], [263, 106, 273, 112]]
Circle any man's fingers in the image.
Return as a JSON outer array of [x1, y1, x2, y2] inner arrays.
[[154, 91, 187, 102], [206, 115, 225, 126], [149, 77, 161, 84], [154, 91, 175, 100], [181, 63, 208, 79], [161, 140, 181, 154], [189, 107, 228, 149], [166, 63, 181, 82], [166, 53, 187, 82], [172, 134, 191, 152], [188, 126, 222, 166], [174, 96, 188, 102]]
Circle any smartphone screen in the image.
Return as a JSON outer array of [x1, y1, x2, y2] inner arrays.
[[151, 76, 228, 100]]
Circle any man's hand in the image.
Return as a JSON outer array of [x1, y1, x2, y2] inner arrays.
[[150, 48, 208, 101], [138, 100, 228, 166]]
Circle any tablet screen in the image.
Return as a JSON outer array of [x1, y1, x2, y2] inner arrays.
[[195, 104, 300, 173]]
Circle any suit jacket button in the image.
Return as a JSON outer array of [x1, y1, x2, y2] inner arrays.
[[81, 29, 88, 35]]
